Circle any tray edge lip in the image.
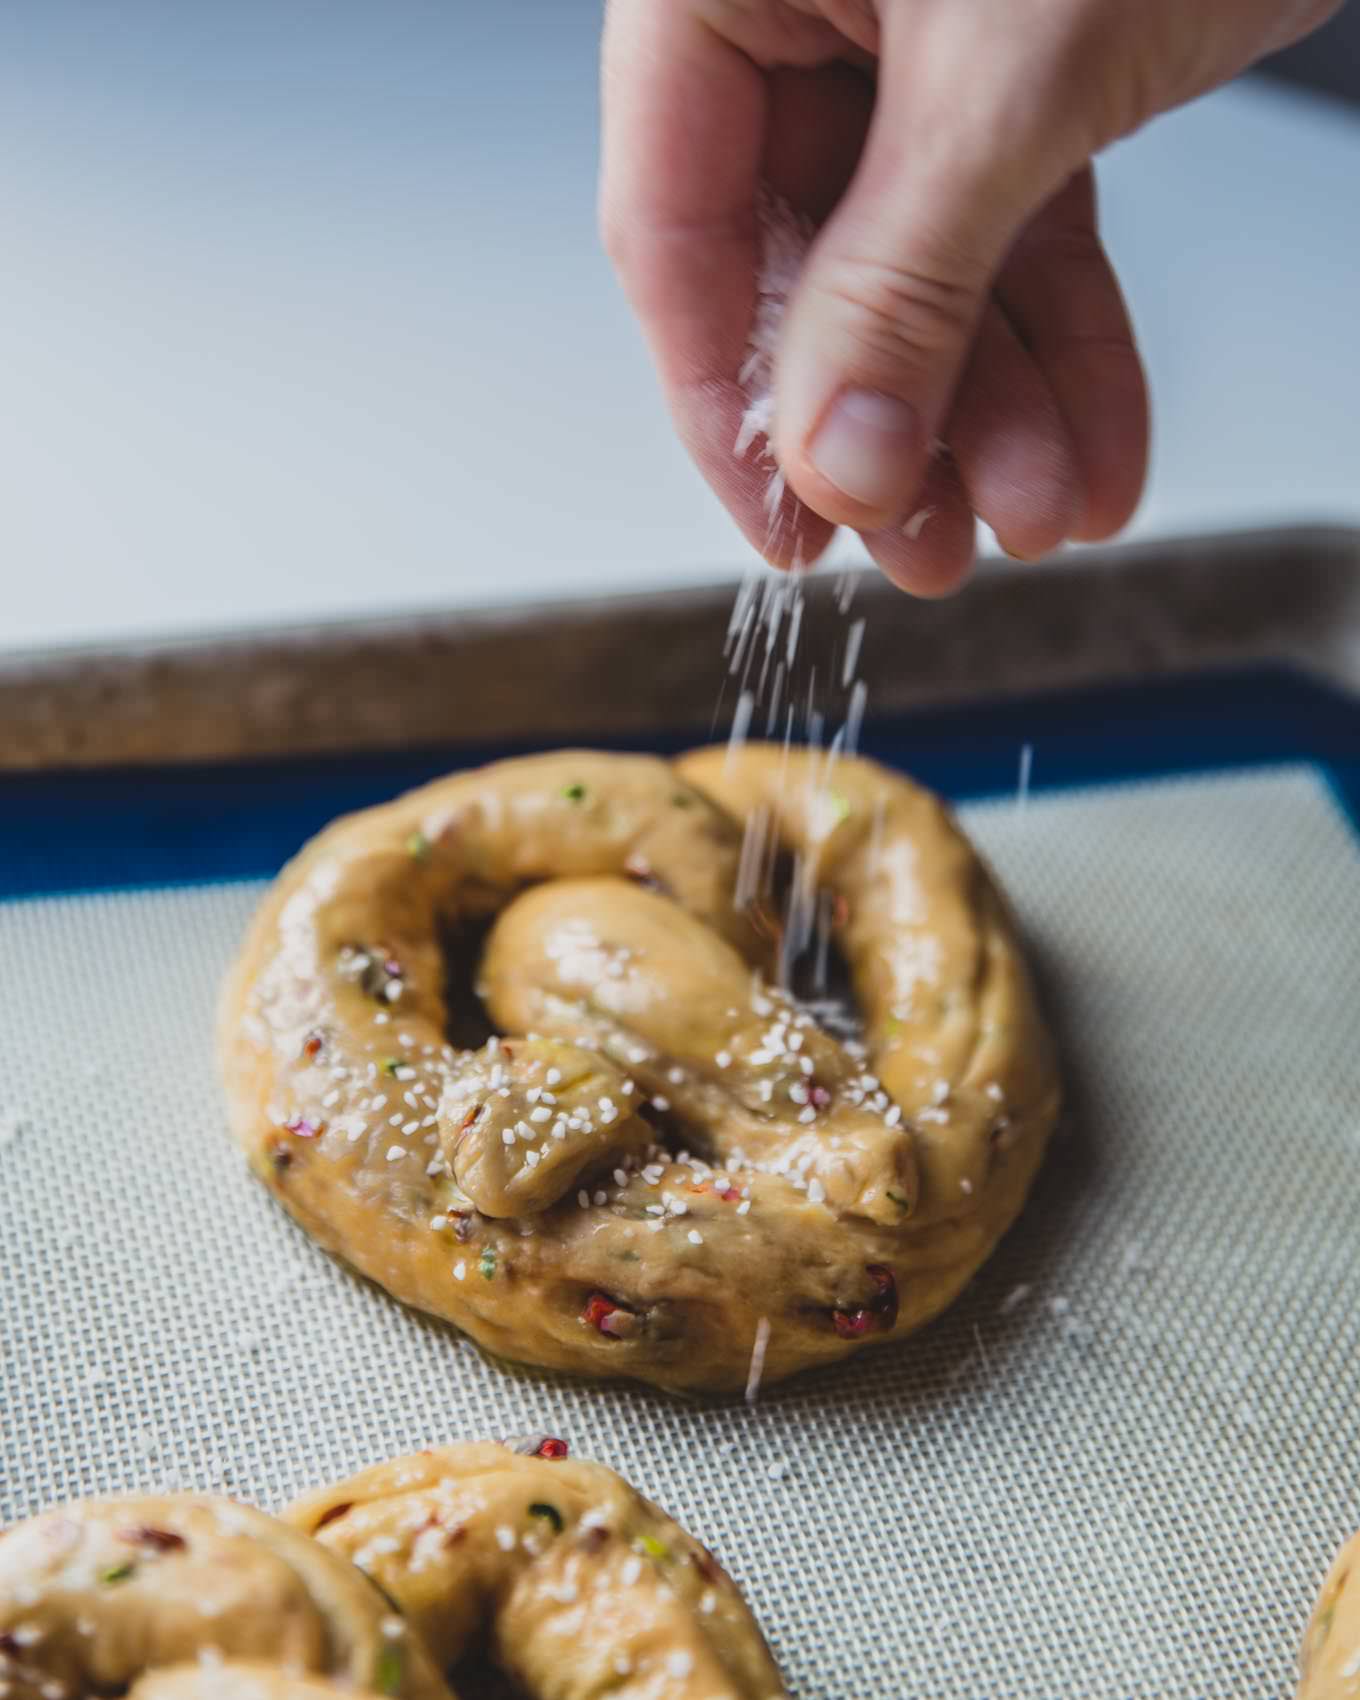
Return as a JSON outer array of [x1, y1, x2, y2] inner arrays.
[[3, 521, 1358, 676], [4, 522, 1359, 775]]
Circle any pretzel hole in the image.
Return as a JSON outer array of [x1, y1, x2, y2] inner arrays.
[[438, 913, 499, 1051]]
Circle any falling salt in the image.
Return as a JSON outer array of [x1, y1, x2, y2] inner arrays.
[[744, 1315, 771, 1406], [718, 185, 874, 1016], [902, 505, 935, 541], [841, 618, 865, 688], [735, 188, 813, 465], [1120, 1240, 1153, 1276], [1016, 743, 1034, 815], [726, 691, 754, 766]]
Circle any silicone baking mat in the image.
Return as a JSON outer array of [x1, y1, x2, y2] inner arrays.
[[2, 668, 1358, 1700]]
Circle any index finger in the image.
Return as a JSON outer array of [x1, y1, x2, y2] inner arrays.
[[599, 2, 834, 566]]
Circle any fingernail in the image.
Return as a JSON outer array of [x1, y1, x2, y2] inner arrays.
[[809, 388, 920, 516]]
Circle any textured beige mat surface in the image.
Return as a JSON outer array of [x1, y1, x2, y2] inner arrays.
[[3, 767, 1357, 1698]]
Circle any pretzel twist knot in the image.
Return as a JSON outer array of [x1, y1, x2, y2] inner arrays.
[[0, 1444, 785, 1700], [220, 746, 1060, 1392]]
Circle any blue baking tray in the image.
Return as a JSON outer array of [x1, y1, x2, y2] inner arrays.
[[3, 663, 1357, 902]]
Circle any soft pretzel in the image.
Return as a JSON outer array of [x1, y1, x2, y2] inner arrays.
[[1298, 1526, 1360, 1698], [0, 1442, 784, 1700], [0, 1493, 450, 1700], [285, 1441, 785, 1699], [219, 746, 1059, 1392]]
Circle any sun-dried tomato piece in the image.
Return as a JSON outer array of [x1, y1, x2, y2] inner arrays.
[[119, 1526, 185, 1553], [867, 1264, 899, 1329], [582, 1293, 638, 1338], [832, 1265, 899, 1338], [582, 1293, 619, 1333]]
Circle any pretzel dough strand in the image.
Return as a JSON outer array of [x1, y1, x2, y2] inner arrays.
[[0, 1495, 452, 1700], [285, 1444, 786, 1700]]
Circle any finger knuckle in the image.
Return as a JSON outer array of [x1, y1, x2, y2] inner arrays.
[[816, 253, 982, 375]]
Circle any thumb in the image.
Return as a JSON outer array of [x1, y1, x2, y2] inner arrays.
[[772, 20, 1074, 532]]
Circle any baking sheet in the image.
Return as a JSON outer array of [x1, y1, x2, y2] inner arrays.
[[2, 531, 1359, 1699]]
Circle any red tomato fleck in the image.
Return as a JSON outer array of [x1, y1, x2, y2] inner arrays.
[[582, 1293, 619, 1333], [535, 1436, 569, 1460], [867, 1264, 899, 1329], [832, 1308, 872, 1339], [120, 1526, 186, 1553]]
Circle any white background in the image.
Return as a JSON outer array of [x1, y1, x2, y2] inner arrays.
[[1, 2, 1357, 655]]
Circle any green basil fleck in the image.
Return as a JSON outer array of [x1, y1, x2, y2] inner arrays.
[[561, 783, 587, 803], [479, 1247, 496, 1280], [637, 1533, 669, 1561], [375, 1643, 404, 1696], [887, 1190, 912, 1211], [100, 1562, 135, 1584], [405, 831, 431, 862], [528, 1502, 563, 1533]]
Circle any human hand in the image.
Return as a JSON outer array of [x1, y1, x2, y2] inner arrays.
[[600, 0, 1339, 592]]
